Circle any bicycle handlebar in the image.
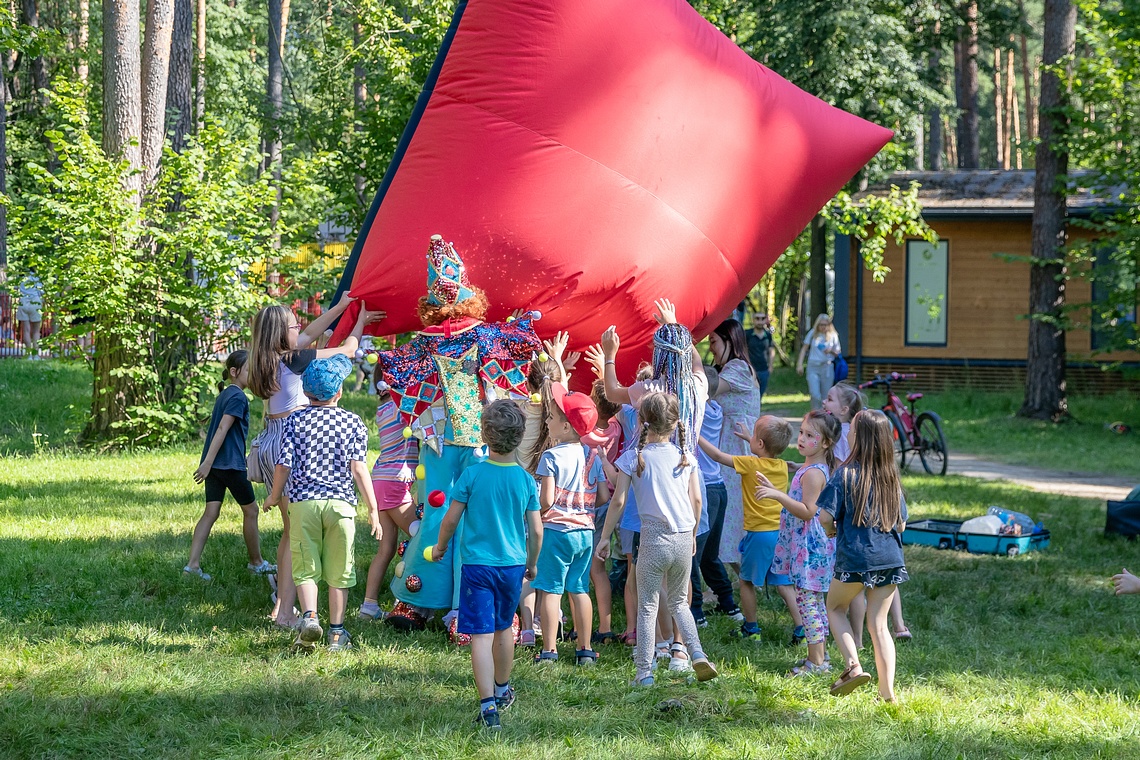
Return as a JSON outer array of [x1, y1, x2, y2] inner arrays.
[[858, 371, 918, 390]]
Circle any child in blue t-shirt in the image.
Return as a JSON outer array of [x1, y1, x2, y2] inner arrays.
[[433, 400, 543, 730], [533, 382, 608, 666], [185, 350, 273, 580]]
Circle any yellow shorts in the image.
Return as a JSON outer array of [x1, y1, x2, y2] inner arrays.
[[289, 499, 357, 589]]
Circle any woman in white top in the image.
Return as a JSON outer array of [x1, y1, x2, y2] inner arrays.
[[796, 314, 841, 410], [248, 293, 383, 627]]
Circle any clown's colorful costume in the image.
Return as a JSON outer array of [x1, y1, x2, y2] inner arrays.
[[381, 236, 541, 629]]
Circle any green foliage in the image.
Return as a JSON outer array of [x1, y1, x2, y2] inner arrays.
[[1063, 0, 1140, 355], [824, 182, 938, 283], [9, 85, 278, 448]]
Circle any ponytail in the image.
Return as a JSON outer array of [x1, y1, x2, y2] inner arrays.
[[219, 349, 249, 392], [676, 421, 690, 469]]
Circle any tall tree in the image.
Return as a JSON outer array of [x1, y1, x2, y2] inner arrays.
[[1019, 0, 1075, 421], [956, 0, 980, 168], [76, 0, 89, 86], [195, 0, 205, 130], [0, 35, 7, 269], [20, 0, 47, 104], [927, 19, 944, 170], [1017, 0, 1037, 140], [167, 0, 194, 152], [266, 0, 290, 238], [140, 0, 175, 188]]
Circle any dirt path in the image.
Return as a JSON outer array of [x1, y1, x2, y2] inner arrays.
[[770, 413, 1134, 502]]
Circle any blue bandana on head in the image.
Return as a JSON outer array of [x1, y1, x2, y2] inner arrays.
[[302, 353, 353, 401]]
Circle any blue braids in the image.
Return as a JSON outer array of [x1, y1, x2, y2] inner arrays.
[[652, 323, 698, 454]]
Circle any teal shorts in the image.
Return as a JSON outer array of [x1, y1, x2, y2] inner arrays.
[[532, 528, 593, 595], [289, 498, 357, 589]]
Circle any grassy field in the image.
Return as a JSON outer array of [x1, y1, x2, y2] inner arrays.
[[2, 449, 1140, 758]]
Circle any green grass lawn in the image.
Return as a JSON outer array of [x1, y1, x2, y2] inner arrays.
[[3, 450, 1140, 758]]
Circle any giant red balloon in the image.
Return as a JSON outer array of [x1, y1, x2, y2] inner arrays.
[[332, 0, 892, 381]]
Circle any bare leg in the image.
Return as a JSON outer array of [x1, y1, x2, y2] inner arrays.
[[848, 590, 867, 648], [328, 586, 348, 626], [363, 510, 398, 605], [621, 556, 638, 638], [470, 633, 496, 699], [890, 592, 908, 635], [493, 626, 515, 684], [826, 581, 866, 674], [538, 591, 561, 654], [238, 501, 264, 565], [866, 585, 898, 701], [776, 584, 804, 628], [30, 321, 41, 354], [274, 502, 298, 625], [296, 581, 319, 616], [518, 578, 536, 631], [187, 502, 222, 570], [590, 556, 612, 634], [568, 592, 593, 650], [739, 580, 758, 625]]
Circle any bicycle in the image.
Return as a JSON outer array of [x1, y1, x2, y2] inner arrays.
[[857, 372, 948, 476]]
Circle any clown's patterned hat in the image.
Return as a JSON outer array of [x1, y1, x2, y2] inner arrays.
[[425, 234, 477, 307]]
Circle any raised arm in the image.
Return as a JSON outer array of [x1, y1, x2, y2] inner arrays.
[[698, 435, 733, 467], [601, 326, 632, 406], [313, 306, 383, 359], [298, 292, 354, 348]]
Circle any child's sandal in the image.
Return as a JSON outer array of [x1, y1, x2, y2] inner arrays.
[[591, 631, 616, 646], [533, 649, 559, 664], [575, 648, 599, 666], [829, 664, 872, 696], [618, 630, 637, 646], [182, 565, 211, 581]]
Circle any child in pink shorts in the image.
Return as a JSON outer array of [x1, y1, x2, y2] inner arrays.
[[358, 380, 420, 620]]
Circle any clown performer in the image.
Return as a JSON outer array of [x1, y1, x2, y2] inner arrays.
[[377, 235, 542, 631]]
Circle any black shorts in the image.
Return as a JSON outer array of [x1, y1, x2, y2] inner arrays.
[[204, 468, 256, 505]]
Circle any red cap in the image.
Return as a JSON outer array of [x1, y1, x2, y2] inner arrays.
[[549, 382, 599, 437]]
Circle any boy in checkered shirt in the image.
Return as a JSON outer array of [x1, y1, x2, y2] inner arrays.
[[267, 354, 381, 651]]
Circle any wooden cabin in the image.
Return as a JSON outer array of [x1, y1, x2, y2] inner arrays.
[[833, 170, 1139, 392]]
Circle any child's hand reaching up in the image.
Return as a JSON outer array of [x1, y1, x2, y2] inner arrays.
[[653, 298, 678, 325], [584, 344, 606, 378], [732, 422, 752, 442], [754, 472, 783, 501], [601, 326, 621, 359], [563, 351, 581, 372], [1113, 568, 1140, 595], [543, 331, 570, 362]]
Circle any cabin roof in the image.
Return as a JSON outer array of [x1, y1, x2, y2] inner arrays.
[[857, 170, 1119, 218]]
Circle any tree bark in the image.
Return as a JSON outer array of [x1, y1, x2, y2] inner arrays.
[[1017, 0, 1037, 140], [20, 0, 48, 104], [168, 0, 194, 153], [809, 213, 828, 322], [195, 0, 206, 131], [141, 0, 175, 189], [77, 0, 89, 85], [266, 0, 290, 240], [1019, 0, 1075, 421], [994, 47, 1005, 168], [1005, 46, 1016, 169], [1012, 54, 1023, 168], [956, 1, 980, 168], [102, 0, 142, 196], [353, 19, 367, 209], [0, 57, 6, 268], [927, 20, 943, 170]]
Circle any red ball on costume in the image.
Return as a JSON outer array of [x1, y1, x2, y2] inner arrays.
[[397, 540, 408, 557], [428, 490, 446, 508], [405, 574, 422, 593]]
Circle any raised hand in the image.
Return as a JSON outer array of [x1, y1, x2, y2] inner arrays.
[[584, 344, 606, 379], [563, 351, 581, 372], [334, 291, 358, 311], [543, 331, 570, 362], [361, 308, 386, 325], [653, 298, 678, 325], [732, 421, 752, 441], [601, 326, 621, 359]]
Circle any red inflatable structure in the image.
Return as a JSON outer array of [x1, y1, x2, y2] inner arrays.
[[331, 0, 892, 380]]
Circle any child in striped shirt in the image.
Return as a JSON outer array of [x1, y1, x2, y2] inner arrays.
[[358, 381, 420, 621]]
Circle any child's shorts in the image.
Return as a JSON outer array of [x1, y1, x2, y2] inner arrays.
[[532, 528, 593, 595], [619, 528, 640, 560], [204, 468, 256, 505], [289, 498, 357, 588], [458, 564, 526, 635], [372, 478, 414, 512], [739, 530, 791, 587]]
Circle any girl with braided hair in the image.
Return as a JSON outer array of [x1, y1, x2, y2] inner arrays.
[[595, 392, 718, 687]]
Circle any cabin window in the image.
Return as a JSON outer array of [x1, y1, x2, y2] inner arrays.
[[1091, 244, 1137, 351], [905, 240, 949, 347]]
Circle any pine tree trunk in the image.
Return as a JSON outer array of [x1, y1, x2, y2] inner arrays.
[[353, 19, 367, 209], [1005, 46, 1016, 169], [1019, 0, 1075, 421], [809, 213, 828, 322], [195, 0, 206, 131], [1017, 0, 1037, 140], [77, 0, 89, 85], [927, 20, 943, 170], [167, 0, 194, 152], [0, 60, 6, 268], [141, 0, 175, 189], [994, 47, 1005, 168], [20, 0, 48, 104], [266, 0, 290, 241], [956, 1, 980, 168], [88, 0, 144, 442]]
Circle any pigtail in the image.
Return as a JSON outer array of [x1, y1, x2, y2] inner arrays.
[[217, 370, 228, 393], [526, 376, 555, 474], [676, 421, 690, 469], [636, 421, 650, 476]]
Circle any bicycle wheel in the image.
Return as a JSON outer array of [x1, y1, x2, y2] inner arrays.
[[916, 411, 948, 476], [884, 410, 909, 470]]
